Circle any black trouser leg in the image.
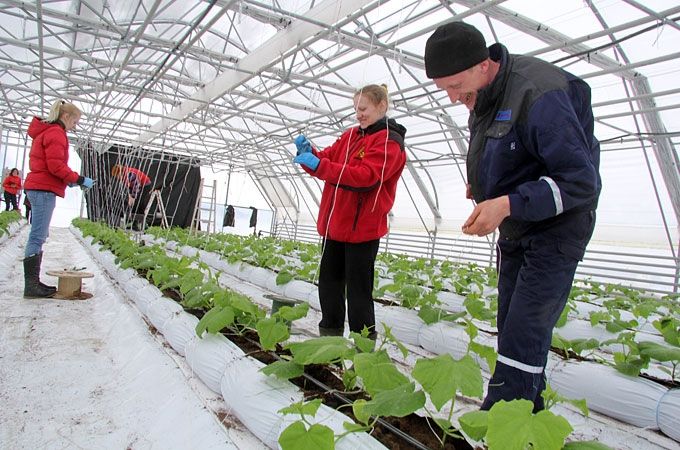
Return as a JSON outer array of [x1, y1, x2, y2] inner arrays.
[[345, 239, 380, 334], [318, 239, 346, 331]]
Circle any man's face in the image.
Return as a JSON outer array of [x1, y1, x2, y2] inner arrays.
[[433, 64, 486, 110]]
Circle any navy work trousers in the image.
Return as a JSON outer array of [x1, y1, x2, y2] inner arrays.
[[481, 211, 595, 412]]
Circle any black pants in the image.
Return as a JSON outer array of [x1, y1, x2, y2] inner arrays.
[[4, 192, 18, 211], [318, 238, 380, 334]]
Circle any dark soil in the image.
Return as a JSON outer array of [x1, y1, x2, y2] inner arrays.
[[224, 330, 472, 450]]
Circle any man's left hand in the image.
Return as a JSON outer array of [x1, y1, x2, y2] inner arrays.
[[462, 196, 510, 236]]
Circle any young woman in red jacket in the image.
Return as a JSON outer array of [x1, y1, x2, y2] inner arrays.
[[23, 100, 95, 298], [2, 168, 21, 211], [293, 84, 407, 338]]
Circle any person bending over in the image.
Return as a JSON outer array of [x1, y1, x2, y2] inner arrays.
[[424, 21, 601, 412]]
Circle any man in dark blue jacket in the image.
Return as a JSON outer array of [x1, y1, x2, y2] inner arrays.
[[424, 21, 601, 412]]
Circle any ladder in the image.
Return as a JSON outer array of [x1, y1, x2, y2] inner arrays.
[[142, 189, 169, 229], [190, 178, 217, 234]]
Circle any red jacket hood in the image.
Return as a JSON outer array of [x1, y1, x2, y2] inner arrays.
[[28, 116, 63, 139], [24, 116, 79, 197]]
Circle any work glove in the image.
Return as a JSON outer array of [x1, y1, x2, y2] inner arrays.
[[294, 152, 320, 172], [294, 135, 313, 156], [80, 177, 95, 189]]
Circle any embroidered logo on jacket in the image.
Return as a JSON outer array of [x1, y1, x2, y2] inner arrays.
[[356, 147, 365, 159], [495, 110, 512, 121]]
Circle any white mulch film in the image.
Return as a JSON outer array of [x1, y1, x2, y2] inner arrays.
[[220, 356, 386, 450], [80, 229, 388, 449], [151, 234, 679, 449], [162, 312, 200, 356], [185, 332, 245, 393], [4, 221, 678, 450], [0, 224, 254, 449]]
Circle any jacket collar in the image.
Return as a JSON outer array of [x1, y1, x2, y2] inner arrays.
[[474, 43, 511, 116], [358, 117, 407, 139]]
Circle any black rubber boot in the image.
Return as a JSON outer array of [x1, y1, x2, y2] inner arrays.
[[24, 254, 56, 298], [36, 252, 57, 294], [318, 326, 344, 337]]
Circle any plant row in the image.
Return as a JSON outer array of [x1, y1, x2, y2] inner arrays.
[[73, 218, 613, 450], [144, 226, 680, 384]]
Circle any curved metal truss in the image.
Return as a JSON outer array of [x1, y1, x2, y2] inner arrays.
[[0, 0, 678, 251]]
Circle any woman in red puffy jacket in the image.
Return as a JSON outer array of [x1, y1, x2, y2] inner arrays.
[[2, 168, 21, 211], [292, 84, 407, 338], [23, 100, 94, 298]]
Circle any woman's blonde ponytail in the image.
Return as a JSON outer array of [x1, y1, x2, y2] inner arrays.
[[44, 100, 81, 123]]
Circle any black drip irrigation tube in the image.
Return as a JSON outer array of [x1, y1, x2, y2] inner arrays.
[[238, 333, 434, 450]]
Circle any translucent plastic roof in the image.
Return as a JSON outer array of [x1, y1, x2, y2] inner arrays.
[[0, 0, 678, 246]]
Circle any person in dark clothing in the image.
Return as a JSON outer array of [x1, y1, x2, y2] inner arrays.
[[23, 196, 31, 223], [424, 22, 601, 412], [293, 84, 407, 338], [23, 99, 95, 298], [223, 205, 235, 227]]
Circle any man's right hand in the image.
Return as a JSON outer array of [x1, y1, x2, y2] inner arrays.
[[462, 196, 510, 237]]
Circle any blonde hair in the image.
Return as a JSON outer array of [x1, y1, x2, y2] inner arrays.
[[354, 84, 389, 109], [45, 100, 81, 123]]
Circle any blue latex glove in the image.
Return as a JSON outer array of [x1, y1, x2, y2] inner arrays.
[[294, 135, 313, 156], [81, 177, 95, 189], [294, 152, 320, 171]]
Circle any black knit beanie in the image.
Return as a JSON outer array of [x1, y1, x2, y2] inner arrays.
[[424, 21, 489, 78]]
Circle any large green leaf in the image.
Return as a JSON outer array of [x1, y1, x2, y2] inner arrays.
[[261, 359, 304, 379], [486, 400, 572, 450], [195, 306, 234, 335], [279, 398, 322, 417], [653, 317, 680, 346], [458, 410, 488, 441], [257, 317, 290, 350], [278, 422, 334, 450], [612, 353, 648, 376], [412, 354, 483, 410], [358, 382, 426, 418], [354, 350, 410, 396], [469, 341, 497, 374], [637, 341, 680, 362], [276, 270, 295, 285], [285, 336, 354, 365], [274, 302, 310, 323], [179, 269, 204, 295]]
